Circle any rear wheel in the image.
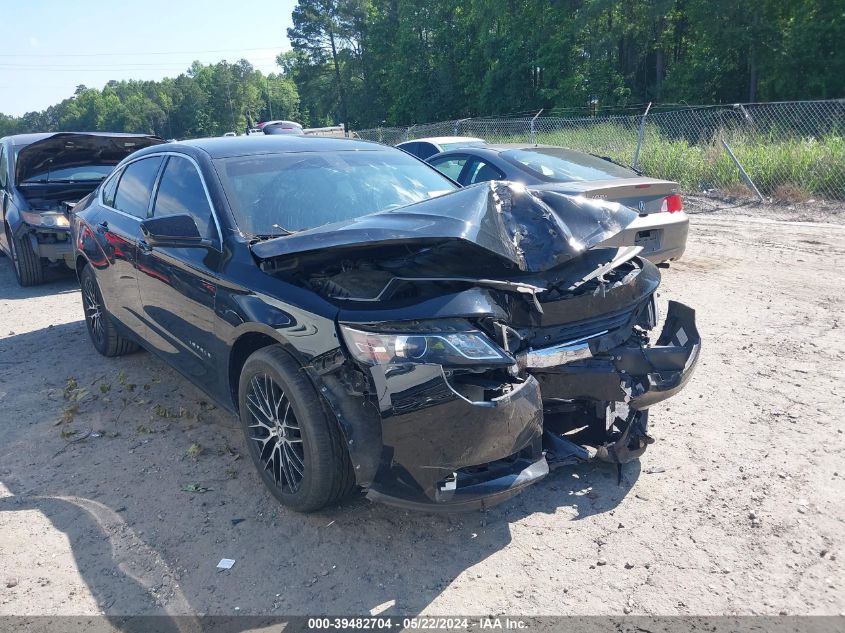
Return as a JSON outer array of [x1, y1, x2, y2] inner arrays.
[[238, 345, 354, 512], [80, 265, 139, 357], [8, 228, 44, 286]]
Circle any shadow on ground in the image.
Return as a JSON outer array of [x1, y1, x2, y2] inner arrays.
[[0, 273, 638, 627], [0, 258, 77, 300]]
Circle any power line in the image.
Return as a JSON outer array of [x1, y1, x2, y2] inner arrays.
[[0, 45, 287, 58], [0, 57, 281, 71]]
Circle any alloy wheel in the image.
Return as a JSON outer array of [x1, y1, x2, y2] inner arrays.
[[246, 373, 305, 493], [82, 275, 105, 347]]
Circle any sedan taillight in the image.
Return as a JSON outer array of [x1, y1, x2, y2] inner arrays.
[[661, 194, 683, 213]]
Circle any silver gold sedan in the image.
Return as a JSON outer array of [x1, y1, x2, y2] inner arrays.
[[427, 144, 688, 263]]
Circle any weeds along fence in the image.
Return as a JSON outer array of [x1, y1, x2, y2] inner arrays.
[[353, 100, 845, 201]]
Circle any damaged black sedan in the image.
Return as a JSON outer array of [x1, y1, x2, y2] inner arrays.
[[71, 136, 700, 512], [1, 132, 164, 285]]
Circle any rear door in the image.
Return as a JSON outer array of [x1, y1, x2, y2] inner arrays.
[[97, 155, 164, 336], [135, 154, 223, 393]]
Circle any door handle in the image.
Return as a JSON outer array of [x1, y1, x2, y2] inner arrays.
[[96, 220, 108, 233], [138, 240, 153, 254]]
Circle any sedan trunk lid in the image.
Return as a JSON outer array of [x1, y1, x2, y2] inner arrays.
[[532, 177, 678, 214]]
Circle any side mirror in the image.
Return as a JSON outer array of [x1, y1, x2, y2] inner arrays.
[[140, 214, 208, 248]]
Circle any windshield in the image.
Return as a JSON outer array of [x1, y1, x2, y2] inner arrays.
[[502, 148, 638, 182], [215, 150, 457, 236], [439, 141, 486, 151], [22, 164, 114, 183]]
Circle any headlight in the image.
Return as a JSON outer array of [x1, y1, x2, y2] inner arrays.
[[340, 325, 511, 366], [20, 211, 70, 228]]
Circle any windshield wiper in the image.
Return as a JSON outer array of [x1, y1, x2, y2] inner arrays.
[[249, 227, 298, 243]]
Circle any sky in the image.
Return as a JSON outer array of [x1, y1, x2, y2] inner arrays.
[[0, 0, 296, 116]]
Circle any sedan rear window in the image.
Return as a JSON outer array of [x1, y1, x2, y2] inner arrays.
[[502, 148, 637, 182], [215, 150, 457, 236]]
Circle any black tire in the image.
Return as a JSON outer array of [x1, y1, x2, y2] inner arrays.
[[80, 264, 139, 357], [8, 227, 44, 286], [238, 345, 354, 512]]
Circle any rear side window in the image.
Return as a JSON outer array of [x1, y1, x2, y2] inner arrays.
[[466, 159, 505, 185], [398, 142, 419, 157], [101, 168, 123, 207], [415, 143, 439, 159], [429, 156, 469, 182], [113, 156, 163, 218], [0, 146, 8, 189], [152, 156, 214, 239]]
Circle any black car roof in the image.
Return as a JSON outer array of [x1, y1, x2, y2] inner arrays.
[[167, 135, 384, 159]]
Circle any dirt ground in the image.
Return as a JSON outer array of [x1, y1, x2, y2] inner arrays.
[[0, 211, 843, 619]]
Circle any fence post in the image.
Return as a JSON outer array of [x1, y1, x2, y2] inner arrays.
[[404, 124, 416, 142], [529, 109, 543, 144], [721, 137, 764, 201], [632, 102, 652, 170], [454, 118, 470, 136]]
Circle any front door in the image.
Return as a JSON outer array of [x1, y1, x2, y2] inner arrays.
[[135, 155, 223, 393]]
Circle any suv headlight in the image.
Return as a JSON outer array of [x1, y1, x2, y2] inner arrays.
[[20, 211, 70, 228], [340, 325, 511, 366]]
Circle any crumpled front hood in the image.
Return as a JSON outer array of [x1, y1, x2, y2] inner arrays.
[[15, 132, 165, 184], [250, 181, 638, 273]]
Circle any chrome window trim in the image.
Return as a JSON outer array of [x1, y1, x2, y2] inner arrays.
[[99, 151, 224, 249]]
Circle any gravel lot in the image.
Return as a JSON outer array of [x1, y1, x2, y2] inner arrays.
[[0, 211, 843, 619]]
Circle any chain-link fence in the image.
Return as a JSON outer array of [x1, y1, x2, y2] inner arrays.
[[354, 100, 845, 201]]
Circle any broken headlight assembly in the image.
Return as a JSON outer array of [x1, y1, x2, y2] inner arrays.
[[340, 325, 512, 366]]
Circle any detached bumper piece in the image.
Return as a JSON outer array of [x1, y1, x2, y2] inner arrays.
[[533, 300, 700, 410], [535, 301, 699, 471]]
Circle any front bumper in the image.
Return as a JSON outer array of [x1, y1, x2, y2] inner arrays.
[[17, 224, 74, 266], [325, 301, 698, 511], [363, 366, 547, 510]]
